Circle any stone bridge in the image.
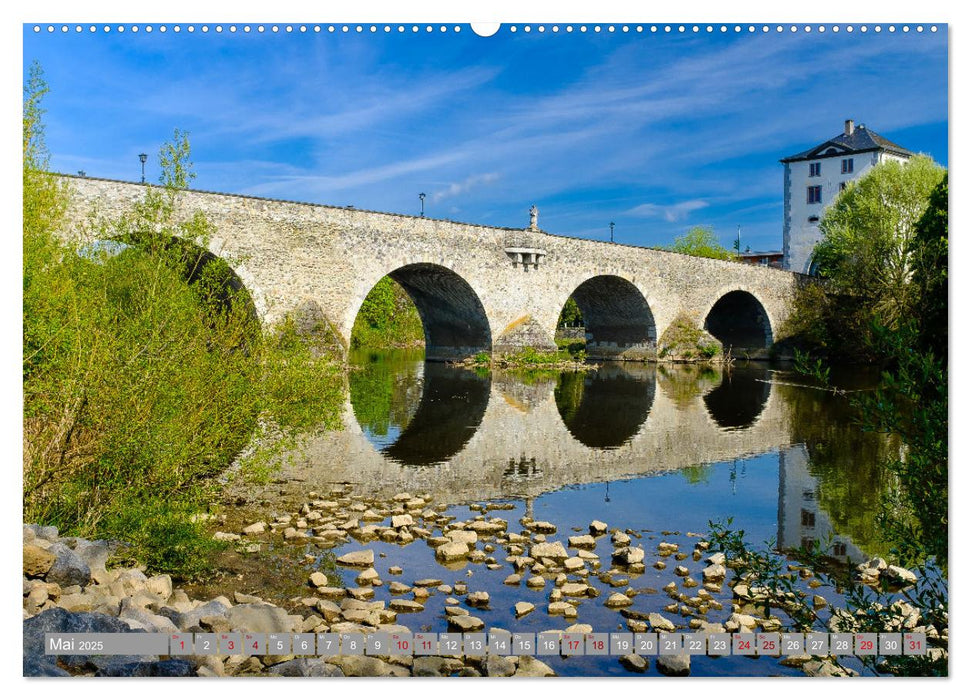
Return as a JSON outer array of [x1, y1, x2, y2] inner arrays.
[[62, 176, 803, 360]]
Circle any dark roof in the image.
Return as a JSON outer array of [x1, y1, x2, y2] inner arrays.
[[781, 125, 913, 163]]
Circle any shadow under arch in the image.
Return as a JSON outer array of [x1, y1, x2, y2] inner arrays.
[[703, 290, 773, 353], [565, 275, 657, 361], [702, 365, 771, 430], [350, 354, 491, 466], [554, 363, 656, 449], [374, 263, 492, 361]]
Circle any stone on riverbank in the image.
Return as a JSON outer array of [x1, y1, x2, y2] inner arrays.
[[23, 545, 56, 578], [515, 656, 556, 676]]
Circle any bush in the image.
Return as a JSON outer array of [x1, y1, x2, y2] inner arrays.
[[22, 67, 345, 578]]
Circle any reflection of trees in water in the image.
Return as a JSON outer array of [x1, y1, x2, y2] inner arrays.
[[349, 349, 424, 437], [554, 364, 655, 450], [776, 375, 897, 558], [657, 364, 722, 410], [349, 350, 491, 466]]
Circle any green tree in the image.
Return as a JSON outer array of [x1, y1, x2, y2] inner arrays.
[[350, 276, 424, 349], [557, 296, 583, 327], [667, 225, 736, 260], [907, 174, 948, 363], [813, 155, 945, 334]]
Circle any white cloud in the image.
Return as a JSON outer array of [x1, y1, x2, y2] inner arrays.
[[626, 199, 709, 222], [430, 173, 500, 203]]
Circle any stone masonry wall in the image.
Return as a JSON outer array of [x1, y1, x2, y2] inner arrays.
[[60, 176, 804, 357]]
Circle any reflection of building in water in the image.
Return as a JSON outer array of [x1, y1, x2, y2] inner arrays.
[[777, 444, 866, 562]]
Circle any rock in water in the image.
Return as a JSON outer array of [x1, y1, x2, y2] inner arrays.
[[620, 653, 649, 672], [516, 656, 556, 676], [589, 520, 608, 536], [657, 654, 691, 676], [336, 549, 374, 567], [448, 615, 485, 632], [514, 602, 535, 617], [648, 612, 676, 632], [605, 593, 633, 608]]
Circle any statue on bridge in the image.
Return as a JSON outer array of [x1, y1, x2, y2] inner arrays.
[[529, 204, 538, 231]]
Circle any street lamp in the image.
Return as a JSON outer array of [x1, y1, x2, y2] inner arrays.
[[609, 221, 615, 243], [138, 153, 148, 184], [419, 192, 426, 217]]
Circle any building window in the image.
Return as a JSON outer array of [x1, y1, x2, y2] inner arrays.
[[833, 542, 847, 557], [808, 215, 819, 223], [839, 182, 847, 192], [806, 185, 822, 204], [841, 158, 854, 174], [801, 509, 816, 528], [809, 162, 821, 177]]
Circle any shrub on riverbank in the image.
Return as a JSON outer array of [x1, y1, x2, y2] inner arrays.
[[22, 66, 344, 578]]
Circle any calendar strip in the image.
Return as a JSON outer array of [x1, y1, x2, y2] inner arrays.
[[44, 632, 928, 657]]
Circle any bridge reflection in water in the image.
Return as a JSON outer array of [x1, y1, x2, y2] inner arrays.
[[336, 354, 784, 495], [284, 354, 890, 562]]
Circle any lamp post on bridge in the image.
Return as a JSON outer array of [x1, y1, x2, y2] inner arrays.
[[138, 153, 148, 184], [609, 221, 615, 243], [419, 192, 426, 218]]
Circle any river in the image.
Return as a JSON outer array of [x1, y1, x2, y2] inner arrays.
[[210, 349, 898, 676]]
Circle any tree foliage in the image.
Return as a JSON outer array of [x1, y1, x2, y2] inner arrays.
[[350, 276, 424, 349], [557, 296, 583, 327], [813, 156, 944, 333], [667, 225, 737, 260]]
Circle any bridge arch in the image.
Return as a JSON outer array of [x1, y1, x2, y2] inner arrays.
[[352, 263, 492, 361], [703, 287, 773, 354], [561, 275, 657, 361]]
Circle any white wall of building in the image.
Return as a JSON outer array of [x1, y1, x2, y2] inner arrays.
[[783, 150, 908, 274]]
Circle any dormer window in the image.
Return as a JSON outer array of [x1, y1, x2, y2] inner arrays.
[[809, 162, 821, 177]]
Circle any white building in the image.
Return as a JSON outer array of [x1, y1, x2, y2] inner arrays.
[[781, 120, 913, 274]]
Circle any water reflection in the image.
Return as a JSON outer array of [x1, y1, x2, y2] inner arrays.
[[350, 350, 490, 465], [336, 352, 894, 562], [702, 365, 772, 430], [553, 364, 656, 449]]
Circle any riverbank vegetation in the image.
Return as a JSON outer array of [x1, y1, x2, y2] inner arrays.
[[23, 66, 345, 579], [716, 156, 948, 676]]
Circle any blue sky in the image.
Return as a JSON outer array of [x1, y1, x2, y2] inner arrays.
[[23, 24, 947, 252]]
